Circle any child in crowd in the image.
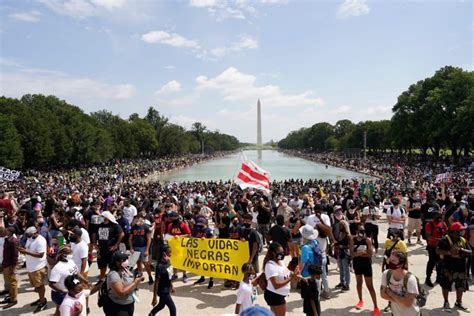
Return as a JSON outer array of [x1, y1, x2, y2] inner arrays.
[[235, 263, 258, 315], [300, 264, 322, 316]]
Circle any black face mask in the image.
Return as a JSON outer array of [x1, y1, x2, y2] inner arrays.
[[243, 223, 251, 229], [276, 253, 285, 261], [172, 219, 180, 225]]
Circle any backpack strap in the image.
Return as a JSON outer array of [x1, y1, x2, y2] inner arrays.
[[386, 270, 392, 287]]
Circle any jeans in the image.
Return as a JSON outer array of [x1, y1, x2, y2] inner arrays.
[[426, 245, 441, 281], [321, 255, 329, 292], [337, 256, 351, 287], [257, 224, 270, 244], [150, 293, 176, 316]]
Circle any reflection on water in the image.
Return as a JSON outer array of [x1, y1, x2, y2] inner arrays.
[[154, 150, 373, 183]]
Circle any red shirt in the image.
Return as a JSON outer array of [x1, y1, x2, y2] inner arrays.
[[167, 221, 191, 236], [0, 198, 14, 216], [425, 220, 448, 247]]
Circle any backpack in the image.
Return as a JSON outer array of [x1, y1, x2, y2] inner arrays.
[[97, 278, 109, 308], [302, 240, 323, 268], [386, 271, 427, 307], [389, 206, 406, 217]]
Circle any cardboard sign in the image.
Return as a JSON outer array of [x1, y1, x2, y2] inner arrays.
[[168, 237, 249, 281]]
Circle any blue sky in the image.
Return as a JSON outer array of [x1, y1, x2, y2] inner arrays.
[[0, 0, 472, 143]]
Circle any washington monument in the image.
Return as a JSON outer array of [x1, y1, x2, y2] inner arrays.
[[257, 99, 262, 146]]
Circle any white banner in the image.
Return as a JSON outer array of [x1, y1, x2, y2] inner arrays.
[[0, 167, 21, 182]]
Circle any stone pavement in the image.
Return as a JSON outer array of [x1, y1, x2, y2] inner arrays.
[[1, 218, 473, 316]]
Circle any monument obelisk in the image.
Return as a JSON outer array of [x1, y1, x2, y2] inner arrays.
[[257, 99, 262, 159]]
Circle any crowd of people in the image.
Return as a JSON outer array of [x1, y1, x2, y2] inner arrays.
[[0, 151, 473, 316]]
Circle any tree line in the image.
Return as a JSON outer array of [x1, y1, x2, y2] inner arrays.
[[0, 94, 240, 169], [278, 66, 473, 157]]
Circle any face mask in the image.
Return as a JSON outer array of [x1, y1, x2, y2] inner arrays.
[[243, 223, 251, 228], [387, 262, 401, 270], [73, 290, 83, 299], [121, 259, 129, 268], [67, 254, 74, 261], [163, 255, 170, 261], [276, 253, 285, 261], [282, 203, 288, 207], [455, 231, 465, 237], [460, 205, 466, 210]]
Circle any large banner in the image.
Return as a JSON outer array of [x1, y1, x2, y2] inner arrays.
[[0, 167, 21, 182], [168, 237, 249, 281]]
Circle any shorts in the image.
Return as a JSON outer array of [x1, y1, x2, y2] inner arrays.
[[28, 266, 48, 288], [51, 290, 66, 305], [98, 249, 111, 269], [134, 246, 149, 263], [264, 289, 286, 306], [353, 259, 373, 277], [439, 270, 468, 291], [407, 218, 422, 233]]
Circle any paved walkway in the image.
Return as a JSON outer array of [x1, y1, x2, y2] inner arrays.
[[2, 218, 473, 315]]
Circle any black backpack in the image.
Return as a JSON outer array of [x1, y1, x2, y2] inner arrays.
[[97, 278, 109, 308]]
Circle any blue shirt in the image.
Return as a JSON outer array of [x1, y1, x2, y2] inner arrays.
[[300, 240, 317, 277]]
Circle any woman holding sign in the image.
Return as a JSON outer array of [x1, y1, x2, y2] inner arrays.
[[263, 242, 299, 316]]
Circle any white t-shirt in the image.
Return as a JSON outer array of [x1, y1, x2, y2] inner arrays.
[[49, 260, 79, 292], [236, 280, 254, 311], [123, 205, 137, 225], [80, 228, 90, 245], [265, 260, 291, 296], [387, 206, 406, 230], [363, 206, 380, 225], [381, 270, 419, 316], [71, 241, 89, 273], [306, 213, 331, 253], [59, 290, 91, 316], [0, 237, 4, 264], [25, 235, 47, 272]]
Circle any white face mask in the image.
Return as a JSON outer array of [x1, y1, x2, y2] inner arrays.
[[282, 202, 288, 207]]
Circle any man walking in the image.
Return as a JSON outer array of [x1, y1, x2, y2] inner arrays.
[[0, 227, 18, 309]]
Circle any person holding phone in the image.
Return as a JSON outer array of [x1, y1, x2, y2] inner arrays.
[[106, 251, 144, 316]]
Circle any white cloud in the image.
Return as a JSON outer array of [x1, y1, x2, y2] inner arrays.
[[366, 105, 391, 115], [164, 65, 175, 70], [337, 0, 370, 19], [190, 0, 217, 7], [330, 105, 351, 114], [141, 31, 200, 49], [196, 67, 323, 107], [38, 0, 126, 19], [8, 11, 42, 22], [155, 80, 182, 95], [0, 63, 135, 104], [209, 34, 258, 58], [169, 114, 217, 130], [189, 0, 254, 20]]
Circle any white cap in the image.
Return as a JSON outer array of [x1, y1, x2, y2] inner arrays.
[[101, 211, 117, 224]]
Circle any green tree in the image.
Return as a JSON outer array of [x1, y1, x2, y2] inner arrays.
[[0, 114, 23, 168]]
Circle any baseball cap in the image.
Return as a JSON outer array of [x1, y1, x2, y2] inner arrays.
[[450, 222, 467, 231], [101, 211, 117, 224], [71, 227, 82, 236], [111, 251, 129, 262], [25, 226, 37, 235]]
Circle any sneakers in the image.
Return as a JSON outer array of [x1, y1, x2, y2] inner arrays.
[[3, 301, 17, 309], [207, 279, 214, 289], [0, 297, 11, 304], [321, 290, 331, 299], [443, 301, 452, 313], [355, 301, 364, 309], [194, 276, 205, 285], [148, 276, 154, 285], [182, 275, 188, 283], [33, 300, 47, 314], [382, 303, 391, 312], [341, 285, 350, 291], [335, 283, 343, 289], [454, 301, 470, 312], [424, 278, 434, 287], [373, 307, 380, 316], [0, 290, 8, 296], [171, 274, 178, 281]]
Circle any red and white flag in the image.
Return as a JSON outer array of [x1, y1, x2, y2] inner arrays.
[[235, 155, 270, 193]]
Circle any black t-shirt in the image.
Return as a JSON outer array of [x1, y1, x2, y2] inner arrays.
[[438, 236, 470, 272], [256, 205, 271, 224], [301, 278, 320, 316], [97, 223, 122, 250], [85, 208, 102, 235], [130, 224, 150, 248], [268, 225, 291, 252], [242, 228, 258, 261], [156, 260, 172, 294], [218, 216, 230, 239], [408, 197, 421, 219]]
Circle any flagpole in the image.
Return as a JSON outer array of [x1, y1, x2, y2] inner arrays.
[[228, 150, 244, 199]]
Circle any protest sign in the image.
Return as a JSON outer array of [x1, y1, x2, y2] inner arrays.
[[434, 172, 452, 184], [168, 237, 249, 281], [0, 167, 21, 182]]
